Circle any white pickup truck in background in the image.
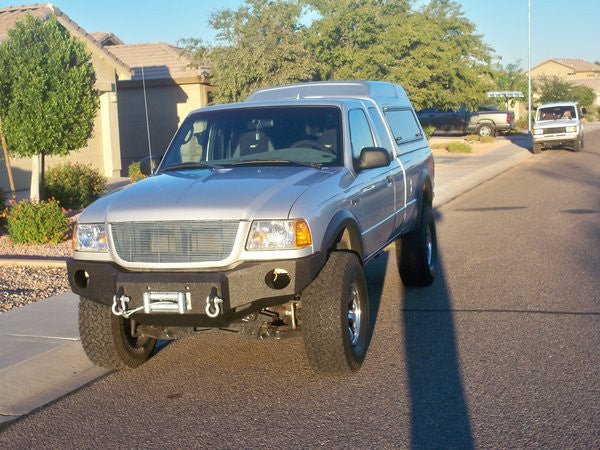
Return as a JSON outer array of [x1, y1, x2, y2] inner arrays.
[[532, 101, 585, 154]]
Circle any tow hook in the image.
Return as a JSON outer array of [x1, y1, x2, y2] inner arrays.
[[112, 294, 143, 319], [205, 287, 223, 318]]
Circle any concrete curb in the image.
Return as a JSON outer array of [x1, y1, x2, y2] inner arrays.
[[0, 258, 67, 268], [434, 144, 533, 207]]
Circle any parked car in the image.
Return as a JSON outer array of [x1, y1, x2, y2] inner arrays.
[[532, 101, 585, 154], [417, 106, 515, 136], [67, 81, 437, 374]]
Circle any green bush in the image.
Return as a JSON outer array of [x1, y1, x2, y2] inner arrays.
[[464, 134, 479, 142], [446, 142, 472, 153], [422, 124, 436, 140], [128, 161, 147, 183], [44, 162, 107, 210], [6, 199, 69, 244], [479, 135, 494, 143]]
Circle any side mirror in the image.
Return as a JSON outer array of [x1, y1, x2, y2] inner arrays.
[[356, 147, 391, 171], [140, 155, 162, 176], [581, 107, 587, 115]]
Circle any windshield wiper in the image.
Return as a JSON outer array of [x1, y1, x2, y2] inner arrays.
[[231, 158, 322, 169], [161, 161, 224, 172]]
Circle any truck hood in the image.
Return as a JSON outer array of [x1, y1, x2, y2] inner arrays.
[[534, 118, 579, 128], [80, 166, 340, 223]]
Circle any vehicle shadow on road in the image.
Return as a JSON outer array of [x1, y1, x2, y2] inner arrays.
[[504, 132, 532, 152], [400, 245, 475, 449], [364, 250, 388, 347]]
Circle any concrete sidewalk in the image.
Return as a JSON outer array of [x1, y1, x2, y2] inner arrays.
[[0, 136, 534, 427]]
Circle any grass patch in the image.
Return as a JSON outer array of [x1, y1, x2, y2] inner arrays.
[[446, 142, 472, 153]]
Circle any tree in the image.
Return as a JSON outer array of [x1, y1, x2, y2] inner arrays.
[[185, 0, 321, 103], [0, 15, 98, 201], [536, 76, 596, 107], [305, 0, 494, 110]]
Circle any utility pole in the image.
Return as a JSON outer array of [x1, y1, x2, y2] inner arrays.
[[528, 0, 532, 133]]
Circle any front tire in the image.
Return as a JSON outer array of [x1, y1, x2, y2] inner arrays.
[[302, 252, 370, 374], [477, 123, 495, 137], [573, 138, 582, 152], [397, 202, 437, 286], [79, 297, 156, 370]]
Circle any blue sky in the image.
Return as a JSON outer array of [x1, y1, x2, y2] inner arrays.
[[1, 0, 598, 68]]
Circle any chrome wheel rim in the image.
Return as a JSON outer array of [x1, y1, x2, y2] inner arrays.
[[348, 283, 362, 346], [426, 224, 433, 267]]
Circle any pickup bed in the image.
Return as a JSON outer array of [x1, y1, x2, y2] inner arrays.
[[67, 81, 437, 374], [418, 107, 515, 136]]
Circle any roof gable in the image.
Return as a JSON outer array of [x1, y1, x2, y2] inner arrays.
[[532, 58, 600, 73], [106, 42, 210, 83], [0, 3, 131, 78]]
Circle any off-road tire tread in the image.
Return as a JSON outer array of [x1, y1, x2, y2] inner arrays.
[[302, 252, 368, 374], [79, 297, 155, 370]]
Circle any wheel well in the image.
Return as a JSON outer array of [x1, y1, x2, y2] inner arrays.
[[333, 227, 363, 261]]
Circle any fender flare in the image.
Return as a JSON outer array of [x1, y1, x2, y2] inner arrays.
[[321, 210, 364, 262]]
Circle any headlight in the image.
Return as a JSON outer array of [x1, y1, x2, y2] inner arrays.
[[565, 126, 577, 133], [74, 223, 109, 252], [246, 219, 312, 250], [532, 128, 543, 135]]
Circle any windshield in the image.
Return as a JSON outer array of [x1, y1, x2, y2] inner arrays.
[[537, 106, 576, 121], [160, 106, 343, 171]]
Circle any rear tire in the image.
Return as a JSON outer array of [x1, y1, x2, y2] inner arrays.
[[79, 297, 156, 370], [533, 143, 542, 154], [302, 252, 370, 374], [397, 203, 437, 286]]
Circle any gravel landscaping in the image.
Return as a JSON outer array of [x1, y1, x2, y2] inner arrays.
[[0, 265, 70, 313], [0, 232, 72, 314]]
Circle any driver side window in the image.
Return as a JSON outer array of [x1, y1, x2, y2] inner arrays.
[[348, 109, 375, 160]]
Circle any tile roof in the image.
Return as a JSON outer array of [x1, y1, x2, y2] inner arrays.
[[547, 58, 600, 73], [90, 31, 124, 46], [106, 42, 210, 82], [0, 4, 53, 41], [0, 3, 130, 76]]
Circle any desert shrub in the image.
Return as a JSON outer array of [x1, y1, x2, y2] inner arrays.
[[128, 161, 147, 183], [430, 142, 448, 150], [446, 142, 472, 153], [422, 124, 436, 140], [44, 162, 107, 210], [6, 199, 69, 244], [464, 134, 479, 142], [479, 135, 494, 143]]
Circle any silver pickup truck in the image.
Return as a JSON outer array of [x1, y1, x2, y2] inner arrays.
[[418, 106, 515, 137], [67, 81, 437, 374]]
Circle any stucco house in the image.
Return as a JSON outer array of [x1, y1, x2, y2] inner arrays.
[[531, 58, 600, 106], [0, 3, 211, 194], [104, 42, 211, 170]]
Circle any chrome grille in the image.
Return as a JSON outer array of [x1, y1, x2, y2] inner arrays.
[[111, 221, 239, 263], [544, 127, 566, 134]]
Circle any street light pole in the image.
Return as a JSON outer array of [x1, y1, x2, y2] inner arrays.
[[528, 0, 532, 133]]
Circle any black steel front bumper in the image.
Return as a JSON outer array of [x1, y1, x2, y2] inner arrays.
[[66, 253, 326, 326]]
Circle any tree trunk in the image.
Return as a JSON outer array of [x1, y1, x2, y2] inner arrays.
[[0, 116, 17, 202], [30, 154, 41, 202], [0, 131, 17, 202]]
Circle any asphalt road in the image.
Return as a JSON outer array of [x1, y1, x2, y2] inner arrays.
[[2, 131, 599, 448]]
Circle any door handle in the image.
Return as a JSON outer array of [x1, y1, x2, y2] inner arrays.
[[386, 175, 393, 186], [360, 184, 375, 194]]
